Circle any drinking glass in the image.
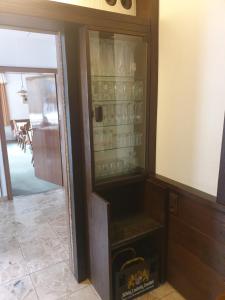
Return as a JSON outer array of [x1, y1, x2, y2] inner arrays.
[[89, 31, 148, 181]]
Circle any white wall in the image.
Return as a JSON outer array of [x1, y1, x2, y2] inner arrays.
[[0, 29, 57, 140], [5, 74, 30, 120], [0, 30, 57, 68], [157, 0, 225, 196]]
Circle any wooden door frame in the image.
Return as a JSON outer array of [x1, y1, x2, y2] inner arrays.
[[0, 89, 13, 201], [0, 66, 57, 73], [217, 116, 225, 205], [0, 15, 87, 281]]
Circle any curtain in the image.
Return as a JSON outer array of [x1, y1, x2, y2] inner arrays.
[[0, 83, 10, 126]]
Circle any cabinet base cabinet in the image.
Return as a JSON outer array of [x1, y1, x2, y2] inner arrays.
[[88, 180, 167, 300]]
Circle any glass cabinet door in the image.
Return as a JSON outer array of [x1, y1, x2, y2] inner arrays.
[[89, 30, 148, 182]]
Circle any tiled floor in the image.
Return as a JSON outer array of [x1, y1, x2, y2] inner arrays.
[[0, 189, 185, 300]]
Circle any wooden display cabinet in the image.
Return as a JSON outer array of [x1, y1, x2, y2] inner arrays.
[[79, 18, 164, 300]]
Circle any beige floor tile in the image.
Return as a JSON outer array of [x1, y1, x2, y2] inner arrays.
[[151, 283, 175, 298], [163, 291, 186, 300], [0, 212, 48, 240], [60, 235, 70, 253], [12, 190, 65, 216], [15, 210, 50, 226], [20, 238, 68, 273], [0, 236, 20, 253], [31, 261, 88, 300], [49, 213, 68, 239], [0, 276, 38, 300], [11, 199, 39, 216], [17, 223, 58, 244], [0, 210, 67, 242], [0, 210, 15, 226], [0, 219, 26, 239], [62, 286, 101, 300], [136, 291, 159, 299], [0, 245, 28, 285]]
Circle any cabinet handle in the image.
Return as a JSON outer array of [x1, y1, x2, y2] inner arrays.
[[95, 106, 103, 122]]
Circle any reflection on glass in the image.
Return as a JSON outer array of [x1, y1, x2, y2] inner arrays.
[[89, 31, 147, 181]]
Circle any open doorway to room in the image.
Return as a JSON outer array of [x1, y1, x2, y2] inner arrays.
[[3, 72, 63, 196], [0, 27, 74, 286]]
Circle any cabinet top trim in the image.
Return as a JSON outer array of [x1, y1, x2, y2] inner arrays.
[[0, 0, 150, 33]]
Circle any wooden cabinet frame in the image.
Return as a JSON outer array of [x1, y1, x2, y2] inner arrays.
[[0, 0, 159, 289], [78, 2, 162, 298], [81, 26, 151, 189]]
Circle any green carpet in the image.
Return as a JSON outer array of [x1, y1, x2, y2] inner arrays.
[[7, 142, 60, 196]]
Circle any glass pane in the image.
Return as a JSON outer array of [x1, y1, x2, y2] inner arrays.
[[89, 30, 147, 182]]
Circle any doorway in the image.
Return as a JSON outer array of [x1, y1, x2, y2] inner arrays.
[[0, 27, 75, 284], [0, 13, 88, 283], [3, 71, 63, 196]]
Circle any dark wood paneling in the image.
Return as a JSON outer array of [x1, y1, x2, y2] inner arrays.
[[150, 175, 225, 300], [144, 179, 168, 283], [169, 215, 225, 278], [168, 190, 225, 300], [177, 194, 225, 245], [148, 0, 159, 173], [89, 193, 112, 300], [168, 242, 225, 300], [217, 116, 225, 205], [136, 0, 151, 21], [145, 179, 168, 224], [99, 182, 145, 220], [79, 27, 113, 298], [61, 25, 87, 281]]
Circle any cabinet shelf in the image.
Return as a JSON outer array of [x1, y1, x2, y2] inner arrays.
[[111, 213, 163, 250], [91, 75, 145, 80], [94, 121, 142, 128], [93, 99, 144, 103], [94, 144, 142, 153]]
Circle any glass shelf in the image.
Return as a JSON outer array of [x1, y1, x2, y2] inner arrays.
[[89, 30, 147, 182], [92, 99, 144, 103], [93, 122, 142, 128], [94, 144, 142, 153], [91, 75, 145, 79]]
